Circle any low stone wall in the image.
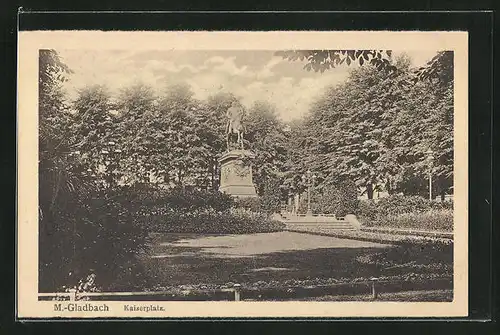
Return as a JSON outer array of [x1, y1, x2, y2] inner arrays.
[[344, 214, 362, 229]]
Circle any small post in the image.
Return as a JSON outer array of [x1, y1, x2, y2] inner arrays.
[[370, 278, 378, 300], [69, 289, 77, 301], [233, 283, 241, 301]]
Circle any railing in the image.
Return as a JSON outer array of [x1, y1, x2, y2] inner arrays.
[[39, 286, 242, 302], [39, 277, 452, 302], [281, 213, 345, 220], [296, 213, 341, 218]]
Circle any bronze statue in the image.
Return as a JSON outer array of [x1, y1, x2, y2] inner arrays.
[[226, 101, 245, 150]]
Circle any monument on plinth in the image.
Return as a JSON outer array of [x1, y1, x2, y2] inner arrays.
[[219, 102, 258, 198]]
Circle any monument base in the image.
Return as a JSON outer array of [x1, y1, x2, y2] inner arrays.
[[218, 149, 258, 198]]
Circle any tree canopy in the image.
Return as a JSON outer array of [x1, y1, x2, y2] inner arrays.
[[282, 53, 453, 200], [42, 48, 454, 206], [275, 49, 454, 87]]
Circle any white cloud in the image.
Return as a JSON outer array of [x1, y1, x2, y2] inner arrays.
[[204, 56, 226, 65], [255, 56, 282, 79], [59, 50, 350, 121], [210, 57, 253, 78]]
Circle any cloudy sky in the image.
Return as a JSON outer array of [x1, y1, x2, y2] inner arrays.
[[58, 49, 438, 121]]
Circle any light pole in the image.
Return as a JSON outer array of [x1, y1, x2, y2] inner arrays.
[[302, 170, 316, 216], [425, 149, 434, 201]]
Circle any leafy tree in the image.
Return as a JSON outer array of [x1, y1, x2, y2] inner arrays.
[[276, 49, 453, 86], [281, 119, 310, 195], [71, 84, 120, 187], [39, 49, 80, 290], [275, 50, 395, 73], [259, 177, 284, 214], [294, 52, 454, 200], [315, 181, 359, 216], [155, 83, 204, 186], [39, 51, 149, 292], [413, 51, 453, 87], [245, 100, 288, 196], [115, 83, 159, 184]]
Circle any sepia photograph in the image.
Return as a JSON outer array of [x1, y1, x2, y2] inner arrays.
[[17, 31, 468, 318]]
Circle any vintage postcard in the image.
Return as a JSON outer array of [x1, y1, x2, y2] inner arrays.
[[17, 30, 468, 319]]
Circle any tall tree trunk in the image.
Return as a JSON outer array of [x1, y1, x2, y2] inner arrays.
[[386, 180, 392, 195], [366, 183, 374, 200]]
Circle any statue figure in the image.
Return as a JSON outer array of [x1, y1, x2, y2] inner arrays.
[[226, 101, 245, 150]]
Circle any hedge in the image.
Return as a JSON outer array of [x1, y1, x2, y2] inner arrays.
[[359, 194, 453, 221], [378, 210, 453, 232], [358, 195, 453, 232], [141, 208, 285, 234]]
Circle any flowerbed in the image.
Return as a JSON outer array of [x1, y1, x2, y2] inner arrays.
[[148, 273, 452, 292], [285, 225, 453, 245]]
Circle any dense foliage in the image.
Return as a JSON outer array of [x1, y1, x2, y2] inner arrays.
[[276, 49, 453, 87], [135, 187, 284, 234], [143, 209, 285, 234], [358, 194, 453, 231], [39, 50, 149, 292], [282, 53, 453, 201], [358, 194, 453, 220], [58, 50, 453, 205], [379, 210, 453, 232], [275, 50, 396, 73], [295, 181, 359, 216]]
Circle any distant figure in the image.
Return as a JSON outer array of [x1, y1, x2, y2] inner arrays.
[[226, 101, 245, 150]]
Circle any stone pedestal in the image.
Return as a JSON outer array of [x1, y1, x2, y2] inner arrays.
[[218, 149, 258, 198]]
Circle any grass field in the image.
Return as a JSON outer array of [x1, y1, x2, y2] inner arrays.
[[140, 231, 452, 297]]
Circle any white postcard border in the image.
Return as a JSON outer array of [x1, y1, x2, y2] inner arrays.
[[17, 30, 468, 318]]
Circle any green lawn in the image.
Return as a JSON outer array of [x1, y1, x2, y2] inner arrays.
[[139, 231, 452, 295]]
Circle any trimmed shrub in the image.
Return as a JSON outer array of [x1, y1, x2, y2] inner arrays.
[[360, 194, 453, 218], [127, 186, 236, 217], [161, 187, 235, 212], [142, 208, 285, 234], [381, 210, 453, 232], [358, 194, 454, 232]]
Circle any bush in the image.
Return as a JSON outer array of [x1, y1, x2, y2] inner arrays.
[[39, 184, 150, 292], [358, 194, 454, 232], [381, 210, 453, 232], [296, 181, 359, 216], [161, 187, 235, 212], [235, 197, 262, 212], [143, 208, 285, 234], [316, 181, 359, 216], [259, 177, 283, 214], [360, 194, 453, 218], [126, 186, 237, 217]]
